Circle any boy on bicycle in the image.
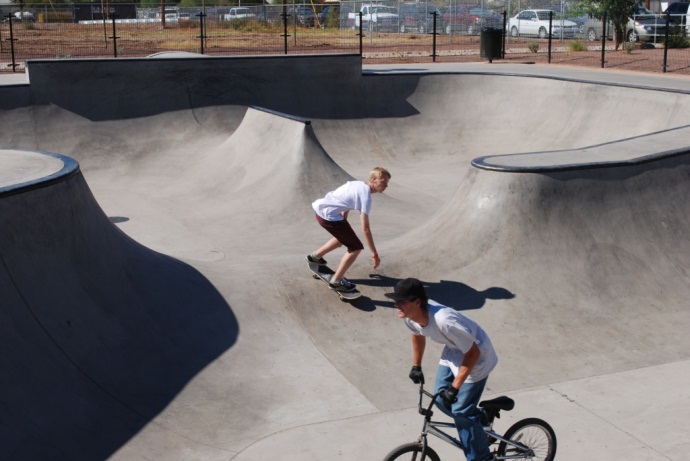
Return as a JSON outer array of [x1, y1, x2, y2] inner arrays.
[[386, 278, 498, 461], [307, 167, 391, 293]]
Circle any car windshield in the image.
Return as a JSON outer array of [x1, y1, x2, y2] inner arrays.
[[632, 7, 656, 18]]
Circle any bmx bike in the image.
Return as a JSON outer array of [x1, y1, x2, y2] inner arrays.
[[383, 383, 557, 461]]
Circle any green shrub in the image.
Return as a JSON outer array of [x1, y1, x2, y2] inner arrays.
[[568, 40, 588, 51], [527, 41, 539, 53], [666, 25, 690, 48], [324, 7, 339, 28]]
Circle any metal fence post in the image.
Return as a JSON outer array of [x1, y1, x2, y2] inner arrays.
[[547, 10, 553, 64], [282, 9, 288, 54], [197, 12, 206, 55], [358, 11, 363, 56], [600, 12, 607, 68], [7, 14, 17, 72], [431, 11, 437, 62], [502, 10, 507, 59], [663, 14, 670, 73], [110, 15, 119, 58]]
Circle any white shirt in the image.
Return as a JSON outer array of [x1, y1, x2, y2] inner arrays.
[[405, 300, 498, 382], [312, 181, 372, 221]]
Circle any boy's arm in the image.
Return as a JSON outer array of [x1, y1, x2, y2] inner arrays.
[[411, 334, 426, 367], [360, 213, 380, 269], [451, 342, 480, 390]]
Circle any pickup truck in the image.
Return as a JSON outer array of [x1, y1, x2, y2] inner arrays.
[[347, 4, 399, 31], [223, 7, 256, 21]]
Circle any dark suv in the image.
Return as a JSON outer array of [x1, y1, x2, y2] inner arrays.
[[398, 2, 443, 34], [664, 2, 690, 26], [289, 7, 315, 27]]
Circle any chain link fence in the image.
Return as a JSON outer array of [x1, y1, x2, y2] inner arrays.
[[1, 1, 688, 74]]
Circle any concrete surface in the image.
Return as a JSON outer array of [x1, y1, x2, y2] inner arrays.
[[0, 56, 689, 460]]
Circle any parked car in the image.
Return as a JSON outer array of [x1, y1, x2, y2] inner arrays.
[[399, 2, 443, 34], [507, 9, 579, 38], [444, 5, 502, 35], [626, 6, 667, 42], [570, 14, 613, 41], [2, 11, 35, 22], [290, 7, 316, 27]]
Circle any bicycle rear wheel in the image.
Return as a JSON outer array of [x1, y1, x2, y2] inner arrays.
[[382, 442, 441, 461], [496, 417, 556, 461]]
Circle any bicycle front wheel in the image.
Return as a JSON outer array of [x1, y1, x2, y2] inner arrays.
[[496, 417, 556, 461], [383, 442, 441, 461]]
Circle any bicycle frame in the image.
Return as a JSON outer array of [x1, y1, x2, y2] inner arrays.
[[415, 385, 534, 460]]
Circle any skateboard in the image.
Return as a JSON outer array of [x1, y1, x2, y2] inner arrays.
[[308, 262, 362, 301]]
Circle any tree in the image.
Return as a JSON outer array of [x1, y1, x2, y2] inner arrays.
[[573, 0, 638, 49]]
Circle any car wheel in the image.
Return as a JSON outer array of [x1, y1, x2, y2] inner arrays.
[[400, 23, 406, 33], [510, 26, 519, 37], [627, 29, 638, 42], [538, 27, 548, 38], [445, 24, 452, 34], [418, 23, 426, 34], [468, 24, 477, 35], [587, 27, 597, 41]]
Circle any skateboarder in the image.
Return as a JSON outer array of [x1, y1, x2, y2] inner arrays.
[[307, 167, 391, 293], [386, 278, 498, 461]]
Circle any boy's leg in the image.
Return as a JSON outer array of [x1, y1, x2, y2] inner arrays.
[[314, 237, 342, 260], [434, 365, 491, 461], [332, 249, 362, 281], [313, 215, 363, 283]]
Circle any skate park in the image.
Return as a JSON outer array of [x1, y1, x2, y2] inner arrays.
[[1, 54, 689, 460]]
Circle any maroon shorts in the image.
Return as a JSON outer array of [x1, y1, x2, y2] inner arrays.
[[315, 214, 364, 253]]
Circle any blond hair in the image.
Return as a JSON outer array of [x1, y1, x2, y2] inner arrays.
[[369, 167, 391, 182]]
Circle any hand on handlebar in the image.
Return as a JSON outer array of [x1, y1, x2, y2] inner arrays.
[[409, 365, 424, 384], [440, 386, 458, 405]]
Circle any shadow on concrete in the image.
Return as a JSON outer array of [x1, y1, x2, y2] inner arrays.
[[0, 169, 238, 460]]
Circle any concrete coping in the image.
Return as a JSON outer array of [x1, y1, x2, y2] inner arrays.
[[472, 125, 690, 173], [0, 149, 80, 197]]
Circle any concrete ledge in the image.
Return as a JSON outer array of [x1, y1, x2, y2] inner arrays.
[[0, 149, 79, 197], [472, 125, 690, 172]]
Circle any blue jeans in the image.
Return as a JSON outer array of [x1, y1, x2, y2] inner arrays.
[[434, 365, 491, 461]]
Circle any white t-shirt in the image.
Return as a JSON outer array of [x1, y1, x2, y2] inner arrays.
[[405, 300, 498, 383], [312, 181, 372, 222]]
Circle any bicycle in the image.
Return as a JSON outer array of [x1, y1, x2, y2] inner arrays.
[[383, 383, 557, 461]]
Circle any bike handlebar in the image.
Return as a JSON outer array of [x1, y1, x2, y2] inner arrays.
[[417, 382, 444, 417]]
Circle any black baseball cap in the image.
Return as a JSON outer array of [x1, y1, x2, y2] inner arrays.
[[384, 278, 427, 302]]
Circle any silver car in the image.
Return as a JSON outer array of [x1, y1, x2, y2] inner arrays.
[[626, 7, 667, 42]]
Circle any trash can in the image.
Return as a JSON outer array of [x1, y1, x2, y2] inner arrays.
[[480, 27, 503, 63]]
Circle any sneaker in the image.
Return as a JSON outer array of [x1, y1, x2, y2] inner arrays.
[[329, 280, 357, 293], [307, 254, 327, 265], [340, 278, 357, 290]]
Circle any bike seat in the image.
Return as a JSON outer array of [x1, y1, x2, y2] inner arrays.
[[479, 396, 515, 411]]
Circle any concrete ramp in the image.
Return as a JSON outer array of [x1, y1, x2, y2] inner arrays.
[[0, 150, 237, 460], [1, 57, 690, 460]]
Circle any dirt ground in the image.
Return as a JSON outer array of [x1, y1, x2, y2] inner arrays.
[[1, 22, 689, 76]]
